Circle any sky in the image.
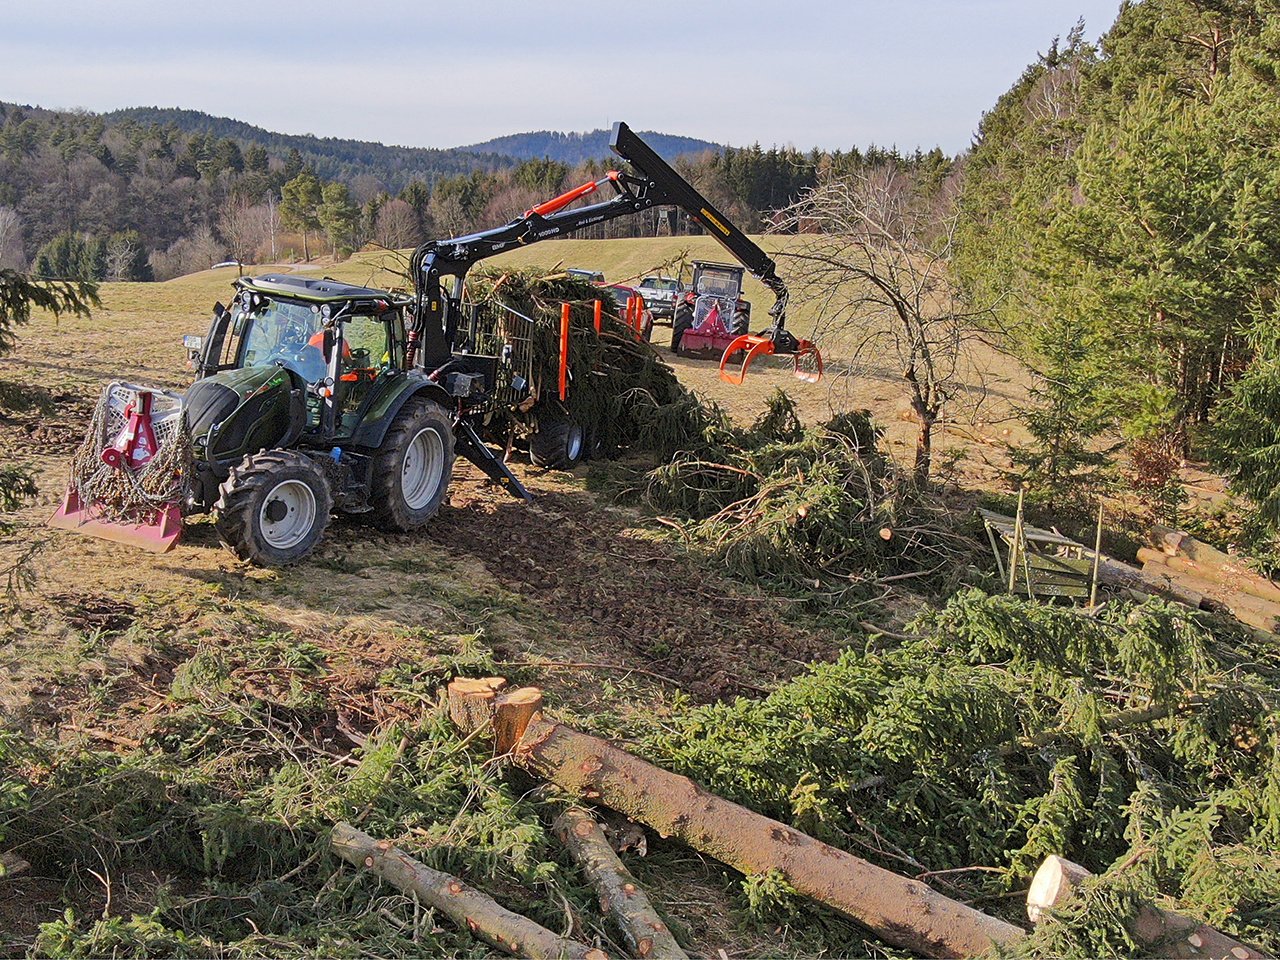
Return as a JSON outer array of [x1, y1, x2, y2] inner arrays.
[[0, 1, 1123, 154]]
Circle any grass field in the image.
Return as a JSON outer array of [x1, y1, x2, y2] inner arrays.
[[0, 240, 1031, 957]]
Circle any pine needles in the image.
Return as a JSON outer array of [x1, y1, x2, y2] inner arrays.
[[632, 589, 1280, 953]]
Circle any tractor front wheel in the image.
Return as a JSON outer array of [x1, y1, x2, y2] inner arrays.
[[369, 397, 456, 531], [215, 450, 332, 565]]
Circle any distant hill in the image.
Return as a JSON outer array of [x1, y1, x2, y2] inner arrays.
[[101, 106, 516, 192], [459, 129, 721, 165]]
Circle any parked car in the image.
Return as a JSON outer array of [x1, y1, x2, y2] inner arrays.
[[567, 267, 605, 283], [596, 283, 654, 342], [636, 275, 682, 323]]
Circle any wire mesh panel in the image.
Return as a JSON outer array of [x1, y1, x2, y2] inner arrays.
[[454, 300, 537, 415]]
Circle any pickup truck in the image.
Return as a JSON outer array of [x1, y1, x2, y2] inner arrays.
[[636, 275, 682, 323]]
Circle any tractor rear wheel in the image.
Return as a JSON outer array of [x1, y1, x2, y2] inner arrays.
[[369, 397, 455, 531], [530, 414, 584, 469], [215, 449, 332, 565]]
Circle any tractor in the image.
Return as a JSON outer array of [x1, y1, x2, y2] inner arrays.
[[51, 123, 821, 565]]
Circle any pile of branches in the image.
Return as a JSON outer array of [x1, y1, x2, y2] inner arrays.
[[466, 269, 716, 458], [636, 391, 976, 594], [632, 589, 1280, 954]]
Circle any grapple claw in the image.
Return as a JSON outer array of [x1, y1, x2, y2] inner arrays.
[[718, 335, 824, 385], [718, 334, 778, 385]]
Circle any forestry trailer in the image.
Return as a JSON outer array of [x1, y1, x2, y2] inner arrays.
[[50, 122, 821, 565]]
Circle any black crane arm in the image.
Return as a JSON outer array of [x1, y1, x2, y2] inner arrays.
[[607, 121, 788, 318], [409, 121, 798, 370]]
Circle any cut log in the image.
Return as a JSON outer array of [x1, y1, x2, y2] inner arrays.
[[1095, 555, 1206, 606], [449, 683, 1025, 959], [332, 821, 607, 960], [494, 687, 545, 755], [1027, 855, 1269, 959], [447, 677, 508, 738], [553, 806, 687, 960], [1139, 550, 1280, 633], [1150, 526, 1280, 607]]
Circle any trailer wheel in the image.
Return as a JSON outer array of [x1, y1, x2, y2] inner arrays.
[[370, 397, 455, 531], [215, 449, 332, 565], [530, 414, 584, 469]]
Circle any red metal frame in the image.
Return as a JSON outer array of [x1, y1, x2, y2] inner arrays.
[[558, 302, 571, 400]]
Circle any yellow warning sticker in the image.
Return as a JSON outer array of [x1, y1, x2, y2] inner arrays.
[[700, 208, 732, 236]]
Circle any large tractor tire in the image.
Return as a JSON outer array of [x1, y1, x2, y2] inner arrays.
[[215, 449, 332, 565], [530, 414, 585, 469], [369, 397, 455, 532]]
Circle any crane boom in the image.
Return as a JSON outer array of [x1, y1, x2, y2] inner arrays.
[[409, 122, 819, 383]]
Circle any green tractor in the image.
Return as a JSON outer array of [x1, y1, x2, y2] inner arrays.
[[181, 274, 474, 564], [55, 273, 529, 565]]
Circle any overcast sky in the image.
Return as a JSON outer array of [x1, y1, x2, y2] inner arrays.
[[2, 1, 1122, 154]]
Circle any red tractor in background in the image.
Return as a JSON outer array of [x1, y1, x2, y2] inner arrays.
[[670, 260, 752, 359]]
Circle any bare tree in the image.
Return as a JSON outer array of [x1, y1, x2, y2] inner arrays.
[[0, 207, 24, 270], [778, 168, 997, 484], [373, 198, 423, 250], [103, 232, 140, 281], [219, 196, 278, 265]]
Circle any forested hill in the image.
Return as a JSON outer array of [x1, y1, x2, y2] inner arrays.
[[459, 129, 720, 164], [0, 98, 945, 284], [101, 106, 515, 190]]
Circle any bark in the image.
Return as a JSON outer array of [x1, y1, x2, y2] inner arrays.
[[447, 677, 508, 738], [1027, 855, 1269, 959], [331, 822, 607, 960], [914, 409, 934, 486], [1150, 527, 1280, 607], [450, 683, 1025, 959], [1094, 555, 1205, 606], [553, 806, 688, 959], [1139, 550, 1280, 633]]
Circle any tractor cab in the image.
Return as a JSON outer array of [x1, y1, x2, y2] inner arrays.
[[188, 275, 412, 451]]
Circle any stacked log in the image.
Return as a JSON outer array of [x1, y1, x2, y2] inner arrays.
[[1138, 526, 1280, 634]]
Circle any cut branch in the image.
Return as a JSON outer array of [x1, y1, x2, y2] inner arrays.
[[331, 821, 607, 960], [554, 806, 688, 959]]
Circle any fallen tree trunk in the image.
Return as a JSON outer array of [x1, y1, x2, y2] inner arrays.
[[1139, 549, 1280, 633], [998, 697, 1205, 757], [449, 680, 1025, 959], [553, 806, 688, 959], [332, 821, 607, 960], [1027, 855, 1269, 959], [1152, 526, 1280, 607]]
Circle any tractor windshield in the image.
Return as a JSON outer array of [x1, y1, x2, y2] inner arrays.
[[695, 269, 740, 299], [642, 277, 679, 292], [238, 299, 328, 383]]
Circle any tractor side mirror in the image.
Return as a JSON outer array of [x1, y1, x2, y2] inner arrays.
[[321, 328, 335, 362]]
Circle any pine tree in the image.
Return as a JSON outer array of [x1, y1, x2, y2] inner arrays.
[[317, 182, 359, 258], [279, 171, 322, 261]]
